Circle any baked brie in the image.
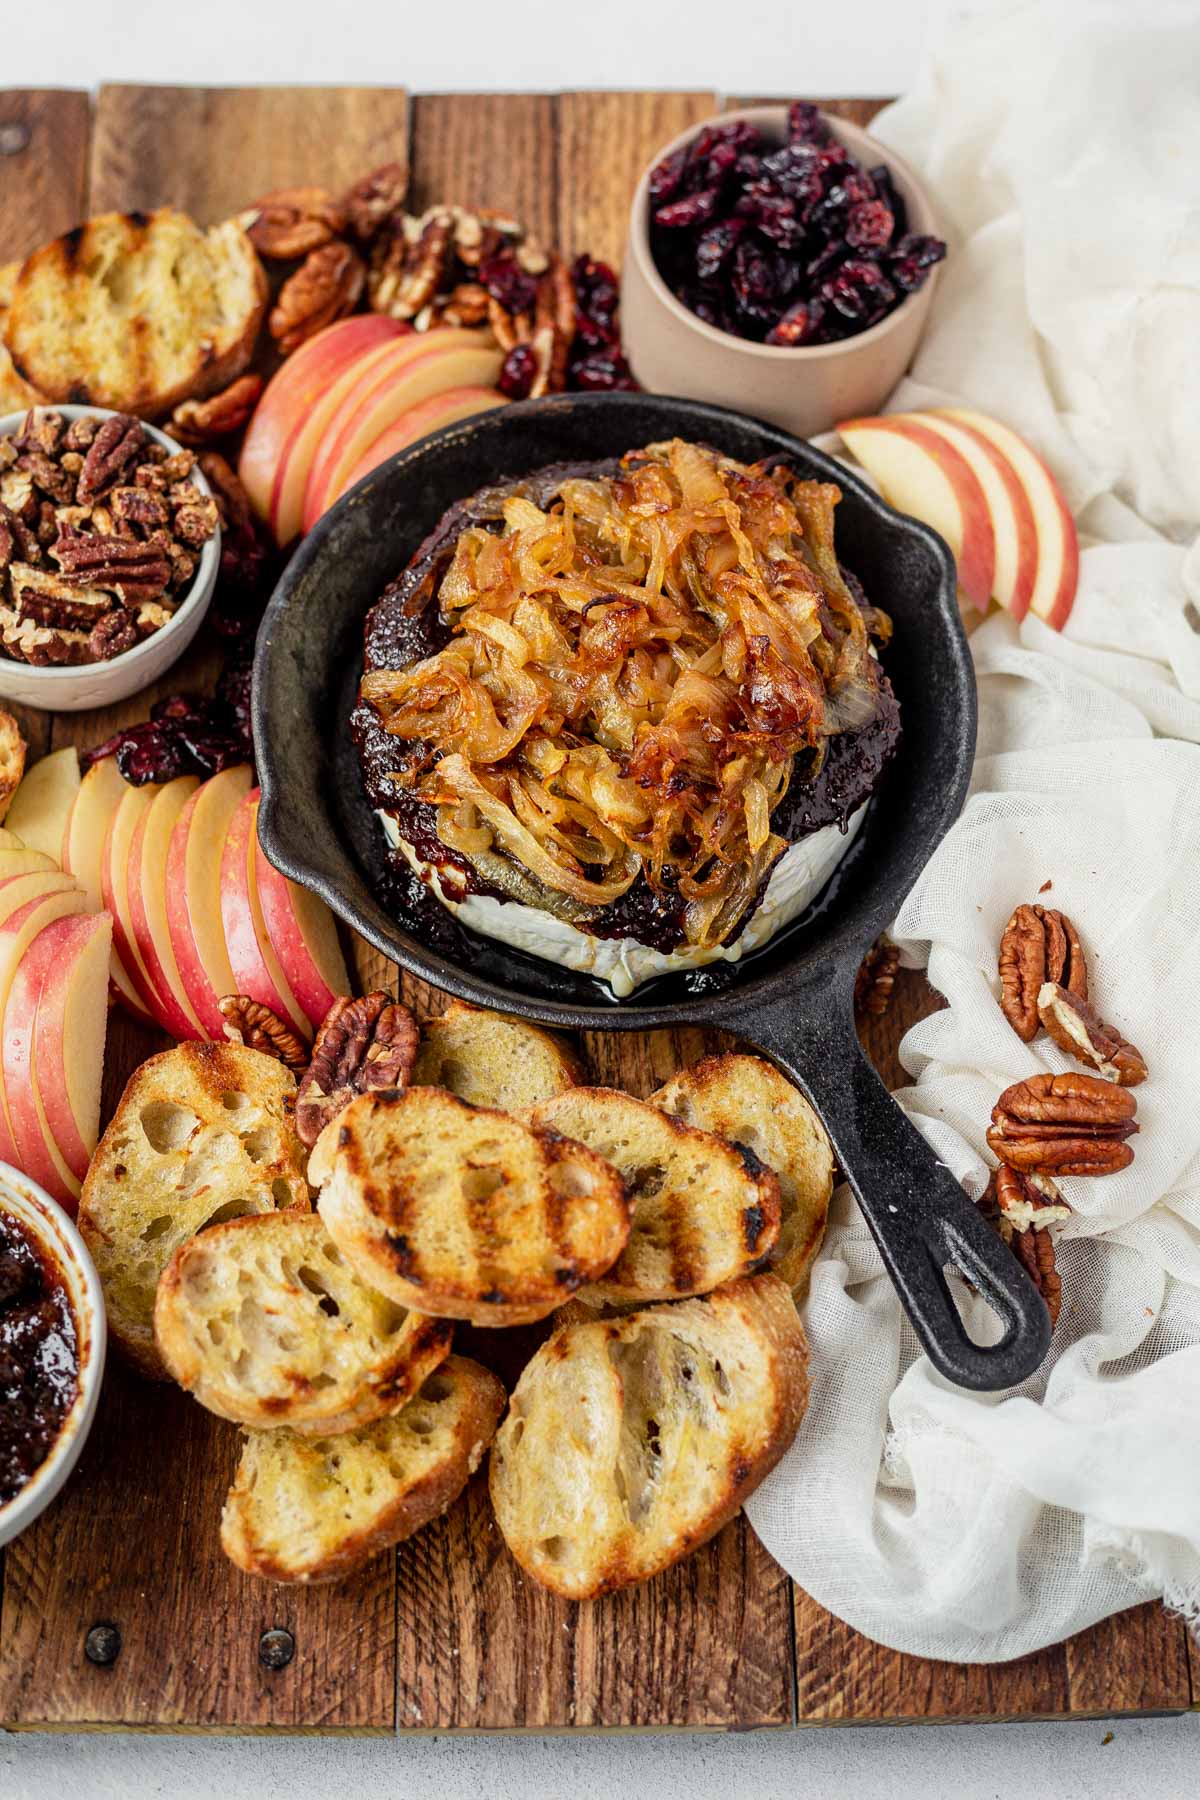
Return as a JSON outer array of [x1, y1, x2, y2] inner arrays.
[[353, 440, 900, 995]]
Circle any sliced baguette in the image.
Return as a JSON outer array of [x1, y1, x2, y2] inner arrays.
[[412, 1000, 581, 1110], [78, 1042, 310, 1377], [652, 1054, 834, 1293], [489, 1272, 808, 1598], [0, 260, 41, 412], [529, 1088, 780, 1305], [220, 1354, 505, 1584], [5, 209, 267, 417], [0, 710, 27, 822], [155, 1210, 453, 1433], [317, 1086, 629, 1327]]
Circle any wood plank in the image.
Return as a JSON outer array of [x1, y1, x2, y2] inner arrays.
[[89, 86, 410, 224], [557, 90, 717, 268], [409, 94, 558, 246]]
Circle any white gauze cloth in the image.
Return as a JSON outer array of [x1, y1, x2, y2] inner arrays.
[[745, 0, 1200, 1660]]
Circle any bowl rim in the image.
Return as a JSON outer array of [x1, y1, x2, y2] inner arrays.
[[0, 1163, 106, 1545], [0, 402, 221, 686], [626, 103, 942, 363]]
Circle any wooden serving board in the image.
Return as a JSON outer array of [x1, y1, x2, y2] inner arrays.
[[0, 85, 1193, 1734]]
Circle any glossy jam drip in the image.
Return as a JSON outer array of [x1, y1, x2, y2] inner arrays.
[[0, 1207, 79, 1508]]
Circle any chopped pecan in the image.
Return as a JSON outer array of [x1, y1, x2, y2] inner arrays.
[[89, 608, 139, 660], [158, 450, 197, 485], [431, 281, 490, 327], [0, 439, 16, 471], [8, 561, 115, 628], [369, 208, 453, 319], [0, 502, 39, 569], [1037, 982, 1148, 1087], [62, 415, 99, 452], [219, 994, 310, 1072], [295, 992, 419, 1147], [169, 374, 263, 447], [12, 408, 65, 457], [77, 415, 146, 504], [50, 527, 173, 603], [17, 449, 73, 505], [241, 187, 346, 259], [170, 493, 221, 547], [270, 242, 366, 354], [342, 162, 409, 244], [854, 935, 900, 1018], [111, 486, 170, 531], [0, 604, 91, 665], [0, 468, 35, 520], [987, 1071, 1137, 1176], [998, 902, 1087, 1042]]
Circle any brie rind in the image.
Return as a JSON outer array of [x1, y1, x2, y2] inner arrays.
[[380, 806, 866, 998]]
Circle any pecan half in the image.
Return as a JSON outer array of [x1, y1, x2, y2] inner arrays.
[[369, 209, 454, 319], [241, 187, 345, 259], [987, 1071, 1137, 1176], [17, 449, 73, 505], [8, 561, 115, 628], [854, 935, 900, 1019], [270, 243, 366, 354], [169, 374, 264, 447], [1037, 982, 1148, 1087], [295, 992, 419, 1147], [993, 1162, 1072, 1232], [89, 608, 139, 660], [219, 995, 310, 1073], [998, 903, 1087, 1042], [77, 415, 146, 504], [0, 604, 91, 664], [979, 1172, 1066, 1327], [342, 162, 409, 244], [50, 527, 173, 603]]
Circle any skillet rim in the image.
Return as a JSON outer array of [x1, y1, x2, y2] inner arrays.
[[254, 391, 974, 1031]]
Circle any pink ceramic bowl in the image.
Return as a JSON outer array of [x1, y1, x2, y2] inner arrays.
[[621, 106, 942, 438]]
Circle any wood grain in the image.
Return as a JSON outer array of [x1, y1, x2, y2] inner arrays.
[[557, 91, 717, 266], [409, 95, 558, 246]]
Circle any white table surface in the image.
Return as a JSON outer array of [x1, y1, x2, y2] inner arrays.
[[3, 1, 1196, 1791]]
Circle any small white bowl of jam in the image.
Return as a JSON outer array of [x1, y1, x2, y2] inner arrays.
[[0, 1164, 106, 1548]]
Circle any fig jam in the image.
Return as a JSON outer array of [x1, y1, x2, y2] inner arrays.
[[0, 1207, 79, 1508]]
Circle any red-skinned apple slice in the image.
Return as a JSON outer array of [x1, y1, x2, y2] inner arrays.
[[0, 871, 79, 922], [238, 314, 407, 536], [895, 412, 1039, 622], [62, 756, 153, 1024], [333, 387, 507, 509], [2, 911, 111, 1207], [220, 790, 309, 1037], [301, 332, 504, 533], [253, 836, 350, 1027], [4, 746, 80, 863], [166, 764, 255, 1038], [101, 784, 166, 1026], [0, 886, 91, 1182], [127, 775, 205, 1040], [938, 408, 1079, 630], [838, 415, 996, 612]]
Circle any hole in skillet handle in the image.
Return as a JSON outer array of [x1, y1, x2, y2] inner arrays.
[[725, 973, 1053, 1393]]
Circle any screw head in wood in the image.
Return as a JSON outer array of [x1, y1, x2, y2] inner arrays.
[[259, 1627, 295, 1670], [84, 1622, 121, 1666], [0, 122, 30, 156]]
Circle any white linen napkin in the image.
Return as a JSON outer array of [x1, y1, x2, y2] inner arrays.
[[744, 0, 1200, 1659]]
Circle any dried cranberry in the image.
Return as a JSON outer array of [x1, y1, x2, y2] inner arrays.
[[569, 351, 637, 392], [820, 258, 897, 323], [113, 722, 190, 786], [846, 199, 894, 251], [751, 194, 806, 251], [869, 165, 908, 240], [498, 343, 538, 400], [572, 255, 620, 327], [173, 726, 244, 778], [767, 299, 825, 346], [478, 252, 538, 317], [787, 101, 831, 146], [654, 187, 722, 230], [695, 218, 746, 282], [648, 148, 688, 207], [151, 694, 208, 727], [216, 661, 254, 746], [889, 233, 947, 291]]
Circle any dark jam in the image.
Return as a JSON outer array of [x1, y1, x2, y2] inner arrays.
[[0, 1207, 79, 1507]]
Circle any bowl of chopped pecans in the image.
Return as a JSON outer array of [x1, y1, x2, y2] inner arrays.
[[0, 405, 221, 712]]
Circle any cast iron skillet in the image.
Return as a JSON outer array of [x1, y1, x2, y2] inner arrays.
[[254, 392, 1050, 1391]]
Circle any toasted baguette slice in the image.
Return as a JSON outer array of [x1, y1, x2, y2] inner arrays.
[[490, 1272, 808, 1598], [0, 260, 42, 411], [155, 1210, 453, 1433], [0, 710, 27, 822], [317, 1087, 629, 1326], [79, 1043, 310, 1377], [652, 1054, 834, 1293], [5, 209, 267, 416], [529, 1088, 780, 1305], [220, 1355, 505, 1584], [412, 1000, 581, 1110]]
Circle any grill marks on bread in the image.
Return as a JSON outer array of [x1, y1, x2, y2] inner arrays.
[[315, 1087, 630, 1326], [488, 1272, 809, 1599], [529, 1088, 781, 1305]]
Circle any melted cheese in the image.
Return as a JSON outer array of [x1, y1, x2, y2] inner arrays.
[[380, 807, 865, 998]]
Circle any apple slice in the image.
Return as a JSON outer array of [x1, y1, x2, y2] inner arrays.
[[166, 764, 255, 1038], [4, 746, 80, 864], [220, 791, 309, 1037], [0, 870, 80, 923], [335, 387, 507, 510], [301, 332, 504, 533], [127, 775, 206, 1040], [62, 755, 153, 1024], [0, 885, 91, 1183], [101, 783, 167, 1027], [906, 412, 1038, 622], [2, 912, 111, 1208], [0, 828, 25, 850], [938, 408, 1079, 630], [0, 847, 59, 879], [838, 415, 996, 613], [253, 837, 350, 1028]]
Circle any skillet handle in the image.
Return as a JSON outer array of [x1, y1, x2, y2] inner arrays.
[[727, 972, 1051, 1392]]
